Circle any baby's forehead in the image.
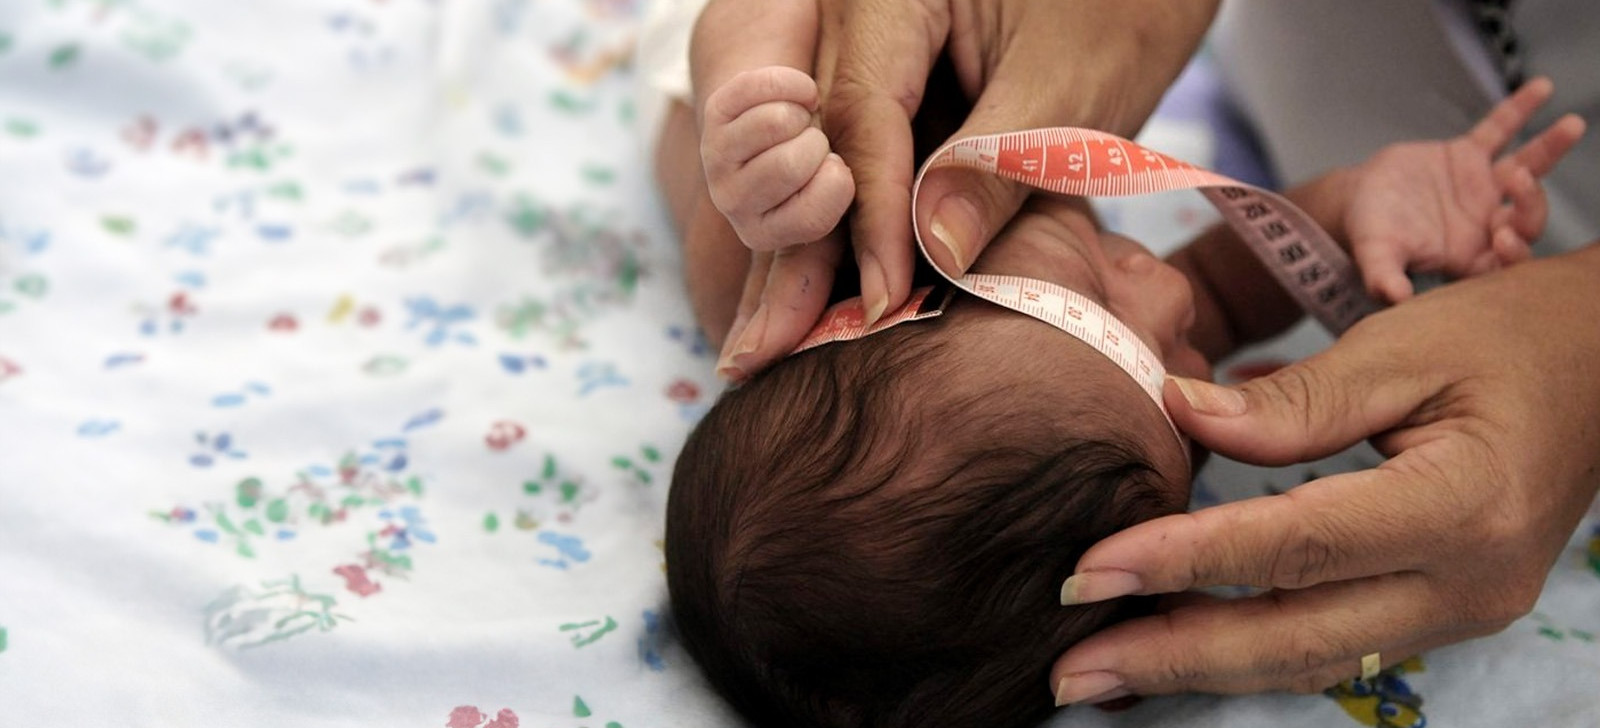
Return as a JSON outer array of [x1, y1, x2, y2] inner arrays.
[[910, 304, 1187, 471], [932, 302, 1133, 385]]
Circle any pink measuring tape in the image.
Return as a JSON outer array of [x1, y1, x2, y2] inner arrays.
[[796, 127, 1380, 433]]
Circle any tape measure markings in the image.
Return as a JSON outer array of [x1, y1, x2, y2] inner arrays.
[[940, 128, 1378, 332], [793, 286, 949, 353], [795, 126, 1379, 441]]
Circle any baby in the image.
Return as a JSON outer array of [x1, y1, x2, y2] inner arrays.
[[669, 195, 1201, 728], [653, 15, 1584, 728]]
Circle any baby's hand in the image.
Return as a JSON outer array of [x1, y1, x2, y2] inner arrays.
[[701, 66, 855, 251], [1344, 77, 1586, 302]]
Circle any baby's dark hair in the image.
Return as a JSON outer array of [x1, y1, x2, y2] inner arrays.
[[666, 308, 1186, 728]]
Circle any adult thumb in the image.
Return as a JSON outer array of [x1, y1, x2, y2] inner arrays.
[[910, 59, 1052, 278], [1163, 347, 1437, 467], [914, 164, 1029, 278]]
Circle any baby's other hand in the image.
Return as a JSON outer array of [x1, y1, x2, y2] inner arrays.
[[701, 66, 855, 251], [1344, 77, 1585, 303]]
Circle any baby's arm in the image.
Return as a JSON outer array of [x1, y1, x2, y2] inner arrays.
[[691, 2, 853, 251], [1166, 172, 1353, 362]]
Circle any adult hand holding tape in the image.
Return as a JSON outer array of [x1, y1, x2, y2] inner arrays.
[[1049, 247, 1600, 701], [704, 0, 1218, 379]]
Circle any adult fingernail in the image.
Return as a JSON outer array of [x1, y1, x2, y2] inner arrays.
[[1054, 672, 1125, 707], [858, 252, 890, 326], [1170, 376, 1247, 417], [1060, 569, 1143, 606], [716, 307, 770, 379], [721, 310, 751, 354], [864, 293, 888, 327], [929, 194, 979, 275]]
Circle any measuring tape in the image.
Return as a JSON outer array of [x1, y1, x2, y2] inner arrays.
[[796, 127, 1380, 435]]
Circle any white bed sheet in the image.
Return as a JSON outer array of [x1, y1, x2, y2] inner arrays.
[[0, 1, 1595, 726]]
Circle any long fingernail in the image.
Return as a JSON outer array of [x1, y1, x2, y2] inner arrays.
[[716, 307, 770, 379], [721, 310, 751, 355], [1054, 672, 1125, 706], [929, 194, 980, 275], [858, 253, 890, 326], [1170, 376, 1247, 417], [1060, 569, 1143, 606], [864, 294, 888, 327]]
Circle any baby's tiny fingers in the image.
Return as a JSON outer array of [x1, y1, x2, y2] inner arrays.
[[702, 66, 818, 128], [722, 127, 833, 219], [1467, 77, 1551, 154], [746, 153, 854, 251], [1364, 266, 1414, 304], [1501, 113, 1586, 178], [1493, 227, 1532, 265], [707, 100, 815, 168], [1496, 164, 1548, 242], [707, 128, 833, 248], [1463, 248, 1504, 277], [1352, 237, 1415, 303]]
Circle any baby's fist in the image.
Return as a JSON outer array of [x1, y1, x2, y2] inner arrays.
[[701, 66, 854, 251]]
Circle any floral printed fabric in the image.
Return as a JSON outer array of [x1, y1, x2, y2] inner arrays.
[[0, 1, 1594, 726], [1, 0, 716, 724]]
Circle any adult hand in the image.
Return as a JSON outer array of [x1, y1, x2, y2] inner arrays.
[[707, 0, 1218, 379], [1048, 243, 1600, 704]]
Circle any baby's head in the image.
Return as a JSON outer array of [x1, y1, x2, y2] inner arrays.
[[666, 197, 1207, 728]]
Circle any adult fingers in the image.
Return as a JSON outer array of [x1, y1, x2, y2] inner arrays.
[[1050, 573, 1451, 702], [817, 0, 948, 323], [717, 250, 774, 376], [916, 0, 1216, 277], [1467, 76, 1553, 154], [716, 232, 844, 379], [912, 165, 1028, 280], [912, 14, 1100, 279], [1161, 338, 1441, 467], [1058, 467, 1431, 603], [913, 3, 1114, 278]]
